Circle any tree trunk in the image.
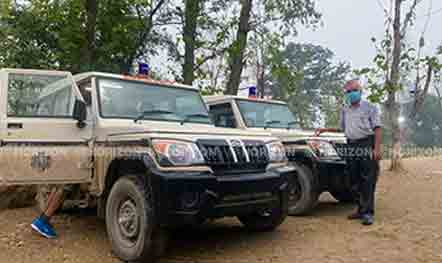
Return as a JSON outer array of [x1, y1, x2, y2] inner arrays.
[[225, 0, 253, 95], [256, 29, 266, 98], [81, 0, 98, 72], [122, 0, 166, 74], [411, 64, 433, 120], [182, 0, 201, 85], [387, 0, 403, 171], [435, 85, 442, 111], [386, 93, 402, 170], [256, 62, 265, 98]]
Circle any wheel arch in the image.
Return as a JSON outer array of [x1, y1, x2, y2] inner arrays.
[[285, 142, 316, 170], [98, 155, 155, 219]]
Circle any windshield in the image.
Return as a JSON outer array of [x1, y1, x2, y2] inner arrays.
[[97, 78, 211, 124], [236, 99, 299, 129]]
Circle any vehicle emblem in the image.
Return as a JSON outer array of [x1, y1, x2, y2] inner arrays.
[[31, 152, 51, 172], [229, 139, 243, 147]]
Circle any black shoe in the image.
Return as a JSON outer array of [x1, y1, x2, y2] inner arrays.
[[361, 214, 374, 225], [347, 212, 362, 220]]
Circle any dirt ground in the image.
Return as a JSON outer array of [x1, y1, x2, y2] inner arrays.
[[1, 158, 442, 263]]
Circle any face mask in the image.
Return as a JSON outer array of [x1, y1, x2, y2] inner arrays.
[[345, 90, 361, 105]]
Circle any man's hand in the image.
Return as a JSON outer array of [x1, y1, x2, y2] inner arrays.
[[373, 127, 382, 160], [373, 145, 382, 161], [314, 128, 339, 136], [314, 128, 325, 136]]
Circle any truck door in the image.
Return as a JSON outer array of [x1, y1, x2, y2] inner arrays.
[[0, 69, 93, 185]]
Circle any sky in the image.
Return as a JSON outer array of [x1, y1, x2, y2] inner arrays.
[[296, 0, 442, 69]]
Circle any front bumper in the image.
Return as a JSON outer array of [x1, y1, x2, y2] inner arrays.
[[317, 158, 346, 174], [151, 166, 294, 227], [315, 158, 348, 191]]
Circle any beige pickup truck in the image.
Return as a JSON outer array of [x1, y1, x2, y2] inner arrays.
[[0, 69, 295, 262], [204, 95, 352, 216]]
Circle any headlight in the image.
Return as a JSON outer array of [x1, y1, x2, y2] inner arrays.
[[265, 141, 287, 163], [307, 140, 339, 157], [152, 139, 205, 166]]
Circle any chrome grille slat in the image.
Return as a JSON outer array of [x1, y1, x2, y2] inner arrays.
[[197, 139, 269, 175]]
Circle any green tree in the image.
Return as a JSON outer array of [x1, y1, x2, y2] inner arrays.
[[224, 0, 321, 95], [408, 95, 442, 147], [164, 0, 235, 88], [357, 0, 442, 170], [268, 42, 350, 128], [0, 0, 172, 73], [182, 0, 202, 85]]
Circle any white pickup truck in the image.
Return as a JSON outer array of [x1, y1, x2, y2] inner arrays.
[[0, 69, 295, 262], [205, 95, 352, 216]]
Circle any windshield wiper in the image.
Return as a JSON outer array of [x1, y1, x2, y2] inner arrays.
[[264, 120, 281, 129], [180, 113, 210, 125], [134, 110, 174, 123]]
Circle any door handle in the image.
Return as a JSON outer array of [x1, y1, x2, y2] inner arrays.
[[7, 123, 23, 129]]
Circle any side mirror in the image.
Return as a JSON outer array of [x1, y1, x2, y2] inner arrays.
[[73, 99, 87, 128]]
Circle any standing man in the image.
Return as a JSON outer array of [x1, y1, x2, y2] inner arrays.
[[316, 79, 382, 226]]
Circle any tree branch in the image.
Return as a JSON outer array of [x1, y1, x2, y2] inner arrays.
[[411, 63, 433, 119], [401, 0, 423, 36], [194, 46, 230, 72], [151, 0, 166, 19]]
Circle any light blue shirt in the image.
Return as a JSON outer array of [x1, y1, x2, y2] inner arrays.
[[340, 100, 382, 140]]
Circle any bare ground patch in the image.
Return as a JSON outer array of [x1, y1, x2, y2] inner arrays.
[[1, 158, 442, 263]]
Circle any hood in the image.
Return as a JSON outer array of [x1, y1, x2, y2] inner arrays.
[[96, 119, 276, 143], [246, 127, 347, 144]]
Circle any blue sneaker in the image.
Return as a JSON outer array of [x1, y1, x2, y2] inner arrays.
[[31, 216, 57, 239]]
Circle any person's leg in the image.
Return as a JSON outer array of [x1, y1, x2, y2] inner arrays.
[[347, 145, 363, 219], [31, 186, 65, 238], [359, 159, 378, 225], [44, 187, 65, 218]]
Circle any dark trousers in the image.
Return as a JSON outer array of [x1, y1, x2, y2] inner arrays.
[[346, 137, 379, 215]]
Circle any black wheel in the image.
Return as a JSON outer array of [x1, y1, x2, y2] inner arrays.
[[106, 175, 164, 262], [237, 195, 287, 232], [287, 163, 319, 216], [330, 190, 356, 203]]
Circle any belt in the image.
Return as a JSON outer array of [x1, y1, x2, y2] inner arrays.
[[347, 136, 374, 145]]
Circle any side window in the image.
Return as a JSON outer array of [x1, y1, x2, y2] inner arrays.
[[209, 103, 237, 128], [7, 73, 74, 117], [52, 84, 73, 115]]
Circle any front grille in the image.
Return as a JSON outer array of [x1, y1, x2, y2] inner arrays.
[[197, 139, 269, 175]]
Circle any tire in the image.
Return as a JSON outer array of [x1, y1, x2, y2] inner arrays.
[[287, 163, 319, 216], [237, 195, 287, 232], [330, 190, 356, 203], [106, 175, 164, 262]]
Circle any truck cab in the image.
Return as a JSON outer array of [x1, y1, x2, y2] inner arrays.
[[0, 69, 294, 262], [204, 95, 353, 216]]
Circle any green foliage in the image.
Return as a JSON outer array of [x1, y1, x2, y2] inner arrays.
[[356, 33, 442, 105], [0, 0, 172, 73], [223, 0, 322, 95], [0, 0, 11, 18], [408, 95, 442, 147], [263, 0, 321, 34], [267, 42, 350, 128], [381, 95, 442, 147]]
